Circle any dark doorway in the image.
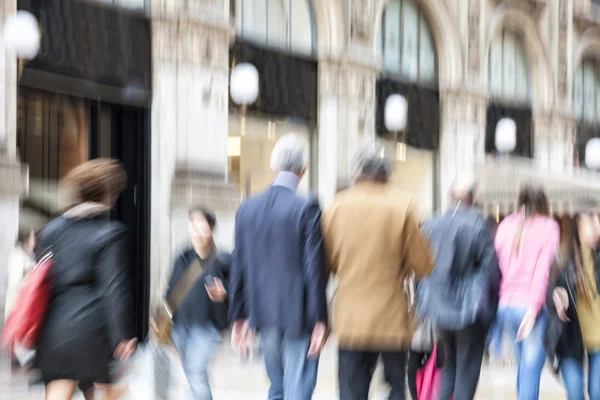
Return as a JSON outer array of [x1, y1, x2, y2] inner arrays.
[[91, 103, 151, 340]]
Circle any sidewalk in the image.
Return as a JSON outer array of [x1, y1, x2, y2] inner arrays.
[[2, 339, 566, 399]]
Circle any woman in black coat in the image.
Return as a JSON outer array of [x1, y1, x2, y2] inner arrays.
[[34, 159, 137, 400]]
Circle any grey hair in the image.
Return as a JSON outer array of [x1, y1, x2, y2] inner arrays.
[[352, 143, 392, 183], [451, 173, 477, 203], [270, 134, 310, 175]]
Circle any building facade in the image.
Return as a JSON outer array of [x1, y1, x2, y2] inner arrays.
[[3, 0, 600, 325]]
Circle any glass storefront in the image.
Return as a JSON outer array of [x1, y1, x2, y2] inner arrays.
[[228, 115, 313, 198]]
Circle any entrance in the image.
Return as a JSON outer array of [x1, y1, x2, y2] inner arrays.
[[18, 90, 151, 340]]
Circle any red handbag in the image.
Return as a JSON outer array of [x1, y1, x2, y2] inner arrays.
[[1, 252, 53, 350]]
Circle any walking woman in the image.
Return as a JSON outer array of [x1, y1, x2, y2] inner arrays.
[[494, 184, 560, 400], [34, 159, 137, 400], [547, 199, 600, 400]]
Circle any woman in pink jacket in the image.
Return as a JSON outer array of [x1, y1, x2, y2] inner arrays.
[[494, 184, 560, 400]]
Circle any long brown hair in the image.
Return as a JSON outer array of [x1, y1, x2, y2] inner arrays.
[[512, 184, 550, 257], [562, 213, 596, 308]]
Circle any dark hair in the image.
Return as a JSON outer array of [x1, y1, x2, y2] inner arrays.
[[17, 229, 33, 245], [517, 184, 549, 217], [189, 206, 217, 230]]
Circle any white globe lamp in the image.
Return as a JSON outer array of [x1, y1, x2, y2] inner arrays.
[[4, 11, 40, 61], [384, 94, 408, 162], [585, 138, 600, 170], [495, 118, 517, 155], [230, 63, 259, 106]]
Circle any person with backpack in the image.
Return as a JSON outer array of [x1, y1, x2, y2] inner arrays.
[[166, 206, 231, 400]]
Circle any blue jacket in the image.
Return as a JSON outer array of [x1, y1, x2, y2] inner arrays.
[[229, 185, 328, 336]]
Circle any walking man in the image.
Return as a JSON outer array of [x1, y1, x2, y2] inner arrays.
[[166, 207, 231, 400], [416, 175, 501, 400], [230, 134, 328, 400], [321, 144, 434, 400]]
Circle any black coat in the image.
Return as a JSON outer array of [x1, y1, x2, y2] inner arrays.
[[33, 210, 134, 383], [545, 251, 600, 373], [417, 207, 502, 331], [166, 249, 231, 331]]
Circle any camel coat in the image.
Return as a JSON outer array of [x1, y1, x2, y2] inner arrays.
[[322, 182, 434, 350]]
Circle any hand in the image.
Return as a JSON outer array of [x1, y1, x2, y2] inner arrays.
[[114, 338, 137, 361], [516, 309, 537, 342], [553, 287, 570, 322], [231, 320, 254, 357], [307, 322, 328, 359], [206, 277, 227, 303]]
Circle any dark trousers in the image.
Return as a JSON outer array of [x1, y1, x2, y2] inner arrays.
[[439, 324, 487, 400], [338, 349, 406, 400]]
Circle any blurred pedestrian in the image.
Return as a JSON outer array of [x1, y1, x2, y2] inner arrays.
[[165, 206, 231, 400], [321, 143, 434, 400], [546, 198, 600, 400], [230, 134, 328, 400], [494, 184, 559, 400], [33, 159, 137, 400], [416, 175, 501, 400], [4, 229, 36, 322]]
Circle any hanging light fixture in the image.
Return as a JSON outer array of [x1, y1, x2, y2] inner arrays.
[[495, 118, 517, 156], [384, 94, 408, 162], [585, 138, 600, 170], [4, 10, 41, 80], [230, 63, 259, 137]]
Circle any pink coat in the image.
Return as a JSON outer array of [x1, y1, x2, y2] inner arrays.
[[494, 213, 560, 315]]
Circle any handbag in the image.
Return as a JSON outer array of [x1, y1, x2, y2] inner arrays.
[[154, 258, 205, 345], [416, 344, 450, 400], [1, 250, 53, 350]]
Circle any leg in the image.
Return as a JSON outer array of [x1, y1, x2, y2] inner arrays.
[[438, 330, 457, 400], [181, 326, 221, 400], [281, 334, 320, 400], [260, 328, 285, 400], [453, 325, 487, 400], [406, 351, 422, 400], [560, 358, 585, 400], [45, 380, 79, 400], [79, 381, 95, 400], [380, 351, 407, 400], [515, 311, 548, 400], [587, 352, 600, 400], [338, 349, 379, 400]]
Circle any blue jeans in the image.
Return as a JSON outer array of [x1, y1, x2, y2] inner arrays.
[[561, 352, 600, 400], [172, 324, 222, 400], [496, 307, 548, 400], [260, 328, 319, 400]]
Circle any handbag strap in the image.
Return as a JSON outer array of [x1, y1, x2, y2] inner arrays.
[[166, 258, 204, 315]]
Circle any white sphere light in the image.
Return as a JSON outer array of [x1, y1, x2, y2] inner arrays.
[[4, 11, 41, 60], [384, 94, 408, 132], [230, 63, 259, 106], [495, 118, 517, 154], [585, 138, 600, 170]]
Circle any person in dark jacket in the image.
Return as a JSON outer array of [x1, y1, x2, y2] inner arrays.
[[34, 159, 136, 400], [166, 206, 231, 400], [546, 198, 600, 400], [417, 175, 501, 400], [230, 134, 328, 400]]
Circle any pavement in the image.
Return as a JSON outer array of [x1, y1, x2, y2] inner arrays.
[[2, 338, 567, 399]]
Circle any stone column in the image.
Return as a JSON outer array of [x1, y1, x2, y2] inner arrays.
[[317, 57, 377, 206], [150, 0, 238, 311], [0, 1, 29, 326], [439, 89, 488, 210], [534, 112, 575, 172]]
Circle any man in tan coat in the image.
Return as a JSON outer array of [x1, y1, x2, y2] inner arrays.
[[322, 143, 435, 400]]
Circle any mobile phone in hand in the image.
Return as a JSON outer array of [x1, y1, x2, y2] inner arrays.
[[204, 274, 216, 288]]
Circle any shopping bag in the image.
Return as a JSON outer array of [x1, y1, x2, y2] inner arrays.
[[416, 344, 447, 400], [123, 338, 172, 400], [1, 252, 53, 350]]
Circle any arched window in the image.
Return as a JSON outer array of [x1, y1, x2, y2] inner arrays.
[[573, 59, 600, 125], [488, 30, 531, 105], [377, 0, 437, 85], [234, 0, 316, 56]]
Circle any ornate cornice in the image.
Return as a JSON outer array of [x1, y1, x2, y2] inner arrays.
[[440, 88, 489, 125], [319, 58, 378, 101]]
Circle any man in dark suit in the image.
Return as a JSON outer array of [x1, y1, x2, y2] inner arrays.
[[230, 134, 328, 400]]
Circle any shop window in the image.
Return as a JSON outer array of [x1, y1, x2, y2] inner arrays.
[[573, 59, 600, 125], [228, 116, 313, 199], [377, 0, 437, 86], [488, 30, 531, 105], [234, 0, 316, 56]]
